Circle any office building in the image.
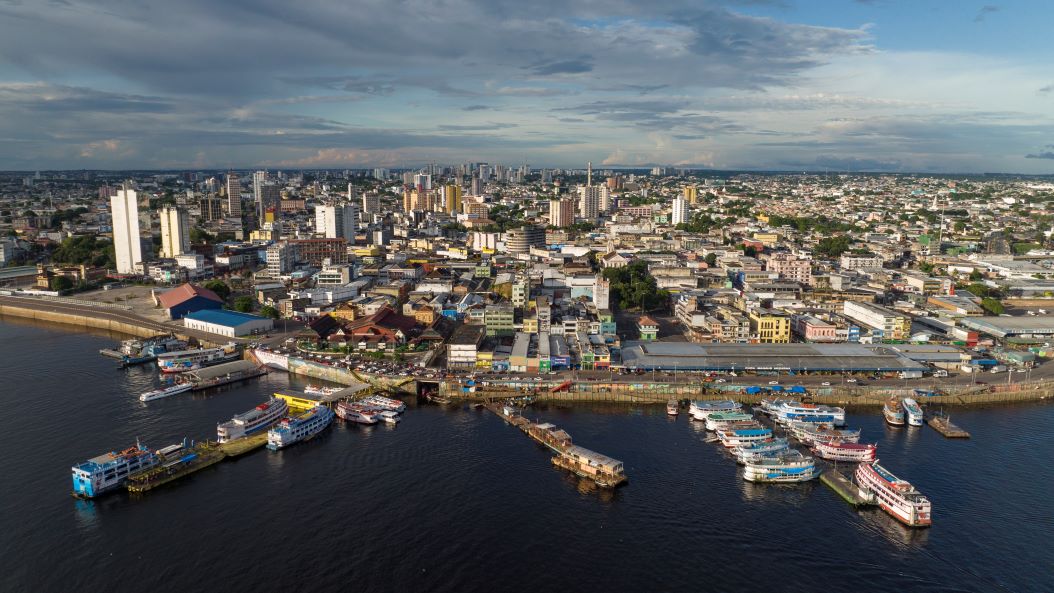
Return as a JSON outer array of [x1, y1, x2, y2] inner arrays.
[[316, 203, 359, 242], [684, 186, 698, 204], [225, 173, 242, 218], [444, 184, 463, 215], [362, 193, 381, 215], [111, 189, 142, 274], [159, 206, 190, 258]]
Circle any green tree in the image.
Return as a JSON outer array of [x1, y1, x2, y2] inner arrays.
[[259, 305, 281, 319], [980, 297, 1004, 315], [203, 279, 231, 300], [50, 276, 74, 291], [232, 296, 255, 313], [190, 227, 214, 244], [968, 270, 983, 281], [704, 253, 718, 267], [815, 236, 852, 258]]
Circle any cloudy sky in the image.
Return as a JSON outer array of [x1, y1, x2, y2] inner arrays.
[[0, 0, 1052, 172]]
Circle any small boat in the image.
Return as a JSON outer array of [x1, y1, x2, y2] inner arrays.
[[812, 440, 877, 462], [883, 396, 905, 426], [139, 383, 192, 402], [378, 410, 401, 424], [304, 384, 342, 397], [666, 400, 679, 416], [901, 397, 924, 426]]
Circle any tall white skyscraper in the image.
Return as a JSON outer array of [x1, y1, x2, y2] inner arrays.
[[599, 186, 612, 213], [226, 173, 242, 218], [159, 206, 190, 258], [110, 189, 142, 274], [316, 203, 360, 242], [578, 185, 600, 219], [671, 196, 689, 225]]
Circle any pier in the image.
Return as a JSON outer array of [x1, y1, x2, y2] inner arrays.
[[185, 360, 267, 391], [927, 413, 971, 438], [820, 467, 874, 507], [127, 433, 271, 493], [218, 432, 269, 457]]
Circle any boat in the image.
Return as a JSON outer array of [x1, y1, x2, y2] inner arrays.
[[773, 401, 846, 427], [666, 399, 679, 416], [812, 440, 877, 462], [733, 438, 791, 464], [139, 382, 192, 402], [737, 445, 802, 466], [688, 400, 741, 421], [361, 395, 406, 413], [786, 421, 862, 445], [304, 384, 342, 397], [743, 454, 820, 483], [717, 427, 773, 448], [157, 344, 240, 373], [104, 335, 187, 366], [217, 397, 289, 443], [551, 445, 627, 488], [901, 397, 924, 426], [378, 410, 401, 424], [704, 412, 754, 431], [253, 348, 290, 370], [855, 460, 932, 527], [71, 440, 159, 498], [267, 405, 335, 450], [756, 397, 796, 416], [335, 401, 379, 425], [883, 396, 906, 426]]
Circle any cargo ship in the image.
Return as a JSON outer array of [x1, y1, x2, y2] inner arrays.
[[157, 344, 240, 373], [217, 397, 289, 443], [812, 440, 877, 462], [901, 397, 924, 426], [253, 348, 290, 370], [139, 382, 192, 402], [72, 440, 159, 497], [743, 454, 820, 483], [883, 396, 906, 426], [855, 461, 932, 527], [267, 405, 335, 450]]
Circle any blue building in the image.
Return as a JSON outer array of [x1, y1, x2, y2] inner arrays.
[[157, 283, 224, 320]]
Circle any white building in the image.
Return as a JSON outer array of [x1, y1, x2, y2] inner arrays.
[[159, 206, 190, 258], [266, 242, 293, 276], [578, 185, 600, 219], [315, 203, 359, 242], [593, 277, 610, 310], [111, 189, 143, 274], [183, 309, 273, 337], [671, 196, 688, 225]]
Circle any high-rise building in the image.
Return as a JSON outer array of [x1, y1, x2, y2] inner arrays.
[[413, 173, 432, 191], [578, 185, 600, 219], [593, 278, 610, 310], [599, 186, 612, 213], [444, 184, 463, 215], [252, 170, 267, 209], [362, 193, 381, 215], [505, 225, 546, 254], [684, 186, 698, 205], [549, 198, 574, 228], [225, 173, 242, 218], [159, 206, 190, 258], [671, 196, 689, 225], [470, 176, 481, 196], [111, 189, 142, 274], [266, 242, 293, 276], [316, 203, 360, 242], [199, 195, 222, 223]]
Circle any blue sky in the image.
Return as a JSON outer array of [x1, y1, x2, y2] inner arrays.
[[0, 0, 1051, 172]]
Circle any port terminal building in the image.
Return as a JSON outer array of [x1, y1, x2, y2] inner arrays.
[[618, 342, 928, 374], [183, 309, 274, 337]]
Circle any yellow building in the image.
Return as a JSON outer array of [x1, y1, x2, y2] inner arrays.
[[521, 316, 539, 333], [749, 310, 791, 343], [684, 186, 698, 204], [752, 232, 780, 246], [444, 184, 463, 215]]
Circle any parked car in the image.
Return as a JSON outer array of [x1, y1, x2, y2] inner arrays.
[[768, 381, 779, 385], [821, 381, 831, 386]]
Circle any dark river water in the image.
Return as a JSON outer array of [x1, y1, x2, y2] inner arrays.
[[1, 319, 1051, 593]]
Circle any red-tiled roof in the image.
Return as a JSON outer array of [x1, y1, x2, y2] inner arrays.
[[157, 283, 223, 309]]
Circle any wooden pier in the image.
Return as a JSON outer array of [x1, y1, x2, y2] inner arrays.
[[820, 468, 874, 507], [927, 414, 971, 438]]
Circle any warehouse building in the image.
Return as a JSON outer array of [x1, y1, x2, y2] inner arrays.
[[183, 309, 274, 337], [618, 342, 927, 373]]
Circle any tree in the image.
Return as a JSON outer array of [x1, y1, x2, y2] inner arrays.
[[968, 270, 983, 281], [980, 297, 1004, 315], [704, 253, 718, 267], [259, 305, 281, 319], [815, 236, 852, 258], [742, 245, 758, 258], [964, 283, 991, 298], [232, 296, 255, 313], [190, 227, 214, 244], [50, 276, 74, 291], [203, 279, 231, 300]]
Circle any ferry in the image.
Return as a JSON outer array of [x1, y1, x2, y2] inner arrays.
[[267, 405, 335, 450], [733, 438, 791, 464], [689, 400, 742, 421], [743, 455, 820, 483], [855, 460, 932, 527], [756, 397, 796, 416], [157, 344, 240, 373], [901, 397, 924, 426], [361, 395, 406, 413], [335, 401, 379, 425], [737, 445, 802, 466], [717, 427, 773, 448], [666, 400, 679, 416], [253, 348, 290, 370], [773, 401, 846, 427], [304, 384, 342, 397], [704, 412, 754, 431], [71, 441, 159, 497], [786, 421, 861, 445], [139, 382, 192, 402], [883, 396, 906, 426], [217, 397, 289, 443], [812, 440, 877, 462]]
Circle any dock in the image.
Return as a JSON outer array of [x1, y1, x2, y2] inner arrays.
[[927, 414, 971, 438], [218, 431, 269, 457], [127, 443, 226, 493], [186, 360, 267, 391], [820, 468, 874, 507]]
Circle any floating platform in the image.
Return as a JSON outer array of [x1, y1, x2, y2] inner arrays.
[[99, 348, 125, 359], [820, 468, 874, 507], [127, 444, 226, 493], [927, 414, 970, 438], [186, 360, 267, 391], [218, 432, 269, 457]]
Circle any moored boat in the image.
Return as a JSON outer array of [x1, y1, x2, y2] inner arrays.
[[335, 401, 379, 425], [267, 405, 335, 450], [883, 396, 906, 426], [704, 412, 754, 431], [733, 438, 792, 464], [71, 441, 159, 498], [551, 445, 627, 488], [689, 400, 742, 421], [743, 454, 820, 483], [855, 460, 932, 527], [666, 400, 679, 416], [717, 427, 773, 448], [217, 397, 289, 442], [157, 344, 240, 373], [901, 397, 924, 426], [361, 395, 406, 413], [304, 384, 342, 397], [786, 421, 862, 445], [812, 440, 877, 462], [139, 382, 192, 402], [378, 410, 400, 424], [773, 400, 846, 427]]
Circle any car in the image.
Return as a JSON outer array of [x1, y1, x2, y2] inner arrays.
[[768, 381, 779, 385], [846, 378, 857, 383], [975, 380, 987, 385], [714, 379, 726, 384], [821, 381, 831, 386]]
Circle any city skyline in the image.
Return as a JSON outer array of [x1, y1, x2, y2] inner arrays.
[[0, 1, 1052, 172]]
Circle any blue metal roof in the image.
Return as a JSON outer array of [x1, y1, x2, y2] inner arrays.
[[184, 309, 267, 327]]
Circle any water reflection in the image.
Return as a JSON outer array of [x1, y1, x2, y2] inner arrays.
[[855, 508, 930, 549], [740, 479, 818, 506]]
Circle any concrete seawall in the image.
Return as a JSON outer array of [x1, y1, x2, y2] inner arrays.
[[0, 302, 169, 340]]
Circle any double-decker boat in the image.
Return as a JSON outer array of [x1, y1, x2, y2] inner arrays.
[[267, 405, 335, 450], [139, 382, 192, 402], [217, 397, 289, 443], [689, 400, 742, 421], [743, 454, 820, 483], [335, 401, 379, 425], [855, 461, 932, 527], [812, 440, 877, 462], [71, 441, 159, 497], [704, 412, 754, 431], [786, 421, 862, 446], [773, 401, 846, 427], [732, 437, 791, 464], [883, 396, 906, 426], [157, 344, 240, 373], [717, 427, 773, 448], [901, 397, 924, 426], [360, 395, 406, 413]]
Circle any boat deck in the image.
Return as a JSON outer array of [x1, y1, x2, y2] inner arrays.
[[927, 414, 971, 438]]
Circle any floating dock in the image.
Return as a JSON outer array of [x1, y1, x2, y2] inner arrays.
[[127, 443, 226, 493], [927, 414, 970, 438], [186, 360, 267, 391], [218, 431, 269, 457], [820, 468, 874, 507]]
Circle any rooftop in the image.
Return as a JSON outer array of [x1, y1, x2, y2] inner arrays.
[[184, 309, 268, 327]]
